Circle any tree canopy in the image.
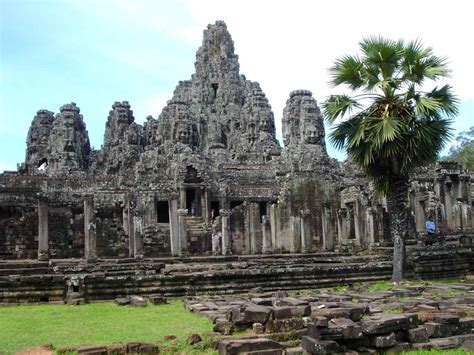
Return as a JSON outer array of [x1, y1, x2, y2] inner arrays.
[[443, 126, 474, 169], [323, 37, 459, 193]]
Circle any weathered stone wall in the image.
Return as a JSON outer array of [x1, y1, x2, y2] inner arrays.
[[0, 206, 37, 259]]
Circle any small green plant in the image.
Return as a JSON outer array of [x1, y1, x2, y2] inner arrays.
[[383, 307, 403, 314]]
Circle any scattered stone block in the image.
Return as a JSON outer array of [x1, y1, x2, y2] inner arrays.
[[253, 322, 265, 334], [370, 332, 397, 348], [407, 326, 429, 343], [284, 346, 303, 355], [187, 333, 202, 345], [243, 305, 271, 324], [217, 338, 284, 355], [149, 296, 167, 305], [75, 345, 108, 354], [323, 318, 362, 340], [462, 340, 474, 351], [361, 314, 410, 334], [114, 297, 130, 306], [251, 297, 273, 306], [265, 318, 304, 333], [301, 336, 345, 354], [129, 296, 147, 307], [106, 344, 127, 354], [432, 314, 460, 324], [424, 322, 453, 338], [214, 319, 234, 335]]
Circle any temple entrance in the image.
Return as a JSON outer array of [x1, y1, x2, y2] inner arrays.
[[156, 201, 169, 223], [186, 188, 202, 216]]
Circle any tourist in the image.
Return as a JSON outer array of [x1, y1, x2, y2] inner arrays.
[[191, 200, 197, 216], [425, 216, 435, 246]]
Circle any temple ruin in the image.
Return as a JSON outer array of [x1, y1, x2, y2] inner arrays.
[[0, 21, 473, 303]]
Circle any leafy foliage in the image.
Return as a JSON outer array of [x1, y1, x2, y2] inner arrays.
[[323, 37, 458, 193], [443, 126, 474, 169]]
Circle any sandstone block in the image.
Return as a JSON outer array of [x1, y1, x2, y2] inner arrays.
[[301, 336, 345, 354], [361, 314, 410, 334], [423, 322, 453, 338], [217, 338, 284, 355], [243, 305, 271, 324], [407, 326, 429, 343], [370, 332, 397, 348]]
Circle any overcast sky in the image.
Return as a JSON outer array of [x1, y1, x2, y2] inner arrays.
[[1, 0, 473, 172]]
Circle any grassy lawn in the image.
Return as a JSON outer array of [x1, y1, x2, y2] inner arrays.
[[0, 301, 214, 354], [403, 350, 473, 355]]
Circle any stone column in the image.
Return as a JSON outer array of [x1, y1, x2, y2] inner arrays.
[[179, 185, 186, 210], [177, 208, 188, 256], [269, 203, 278, 252], [337, 209, 348, 252], [123, 200, 135, 258], [169, 199, 179, 256], [84, 197, 97, 263], [249, 203, 262, 254], [290, 216, 301, 253], [220, 209, 231, 255], [261, 215, 272, 253], [201, 187, 208, 221], [38, 199, 49, 261], [133, 216, 144, 260], [322, 204, 334, 251], [300, 209, 310, 253], [444, 179, 453, 230], [366, 207, 376, 247]]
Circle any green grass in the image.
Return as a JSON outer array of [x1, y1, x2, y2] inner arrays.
[[0, 301, 215, 354], [402, 349, 473, 354]]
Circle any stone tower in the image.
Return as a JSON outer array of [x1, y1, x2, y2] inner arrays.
[[47, 103, 91, 175], [25, 109, 55, 172]]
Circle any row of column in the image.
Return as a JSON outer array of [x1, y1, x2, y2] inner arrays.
[[37, 197, 144, 262]]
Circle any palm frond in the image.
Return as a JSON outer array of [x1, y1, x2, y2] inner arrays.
[[322, 95, 361, 123]]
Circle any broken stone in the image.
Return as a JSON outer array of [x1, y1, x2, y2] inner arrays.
[[129, 296, 147, 307], [265, 318, 304, 333], [243, 305, 271, 324], [424, 322, 453, 338], [361, 314, 411, 335], [187, 333, 202, 345], [407, 326, 429, 343], [217, 338, 284, 355], [370, 332, 397, 348], [114, 297, 130, 306], [301, 336, 345, 354]]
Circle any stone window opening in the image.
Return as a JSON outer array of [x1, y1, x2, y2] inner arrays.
[[156, 201, 170, 223], [211, 83, 219, 101]]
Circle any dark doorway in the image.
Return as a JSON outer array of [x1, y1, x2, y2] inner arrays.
[[230, 200, 243, 209], [186, 188, 196, 215], [259, 202, 267, 218], [211, 201, 220, 219], [156, 201, 170, 223]]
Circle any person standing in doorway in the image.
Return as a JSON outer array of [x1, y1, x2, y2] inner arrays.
[[425, 216, 436, 246], [191, 200, 197, 217]]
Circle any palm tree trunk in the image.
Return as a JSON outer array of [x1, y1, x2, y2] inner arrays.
[[386, 174, 410, 283]]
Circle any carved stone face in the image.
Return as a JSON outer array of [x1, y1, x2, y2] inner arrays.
[[303, 127, 319, 144], [177, 126, 190, 144]]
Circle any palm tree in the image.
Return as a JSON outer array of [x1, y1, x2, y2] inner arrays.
[[323, 37, 458, 282]]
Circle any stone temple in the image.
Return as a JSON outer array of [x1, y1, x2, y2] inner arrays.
[[0, 21, 473, 303]]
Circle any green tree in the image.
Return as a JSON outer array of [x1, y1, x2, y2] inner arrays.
[[323, 37, 458, 282], [443, 126, 474, 169]]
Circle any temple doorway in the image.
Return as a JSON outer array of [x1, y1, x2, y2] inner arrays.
[[186, 188, 202, 216]]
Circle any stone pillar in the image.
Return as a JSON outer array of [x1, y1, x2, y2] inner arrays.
[[177, 208, 188, 256], [133, 216, 144, 259], [179, 186, 186, 210], [144, 195, 156, 227], [366, 207, 376, 247], [201, 187, 208, 221], [322, 204, 334, 251], [84, 197, 97, 263], [300, 209, 310, 253], [269, 203, 278, 252], [444, 179, 453, 230], [220, 209, 231, 255], [262, 215, 272, 253], [38, 199, 49, 261], [290, 216, 301, 253], [337, 209, 348, 252], [123, 200, 135, 258], [169, 199, 179, 256], [249, 203, 262, 254]]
